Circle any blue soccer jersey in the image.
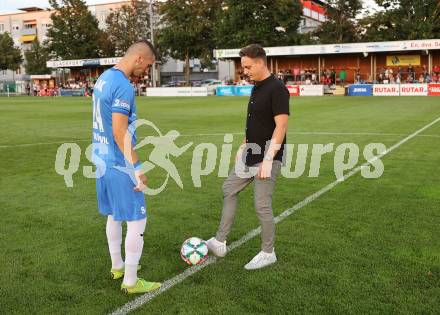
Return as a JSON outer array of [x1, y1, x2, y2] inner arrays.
[[92, 67, 137, 170], [92, 67, 146, 222]]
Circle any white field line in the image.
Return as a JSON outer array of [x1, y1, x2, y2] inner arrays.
[[0, 139, 90, 148], [109, 116, 440, 315], [1, 131, 439, 149]]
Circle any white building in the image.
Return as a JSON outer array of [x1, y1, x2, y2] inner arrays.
[[0, 1, 129, 86]]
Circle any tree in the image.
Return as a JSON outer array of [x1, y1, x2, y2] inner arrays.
[[360, 0, 440, 41], [313, 0, 363, 44], [158, 0, 223, 84], [0, 32, 23, 71], [46, 0, 105, 59], [24, 40, 51, 75], [214, 0, 303, 49], [97, 29, 116, 58], [358, 11, 395, 42], [104, 0, 151, 57]]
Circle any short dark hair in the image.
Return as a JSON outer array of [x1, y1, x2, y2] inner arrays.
[[136, 39, 158, 60], [239, 44, 267, 63]]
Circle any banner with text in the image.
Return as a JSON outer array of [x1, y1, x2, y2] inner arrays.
[[428, 84, 440, 96], [348, 84, 373, 96], [399, 84, 428, 96], [373, 84, 400, 96], [286, 85, 300, 96], [299, 85, 324, 96], [215, 86, 235, 96], [146, 87, 209, 97], [386, 55, 421, 66], [234, 85, 254, 96]]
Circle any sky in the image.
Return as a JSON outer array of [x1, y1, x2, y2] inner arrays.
[[0, 0, 382, 15]]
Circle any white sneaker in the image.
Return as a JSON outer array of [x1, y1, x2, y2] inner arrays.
[[206, 237, 227, 257], [244, 250, 277, 270]]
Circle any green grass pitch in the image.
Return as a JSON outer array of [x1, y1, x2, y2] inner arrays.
[[0, 95, 439, 314]]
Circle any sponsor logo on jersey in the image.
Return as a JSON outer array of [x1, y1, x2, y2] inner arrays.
[[114, 99, 130, 110]]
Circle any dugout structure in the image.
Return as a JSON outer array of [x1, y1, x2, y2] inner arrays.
[[214, 39, 440, 84], [46, 57, 122, 86]]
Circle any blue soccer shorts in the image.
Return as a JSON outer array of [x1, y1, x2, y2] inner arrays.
[[96, 167, 147, 221]]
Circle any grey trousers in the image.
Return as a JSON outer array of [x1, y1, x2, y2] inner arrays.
[[215, 160, 282, 253]]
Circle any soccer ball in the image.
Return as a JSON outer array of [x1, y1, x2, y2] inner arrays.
[[180, 237, 208, 266]]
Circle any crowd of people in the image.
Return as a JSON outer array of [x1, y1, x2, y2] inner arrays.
[[30, 84, 58, 96], [28, 75, 155, 97], [28, 80, 90, 96], [249, 64, 440, 86], [376, 64, 440, 84], [275, 67, 341, 85], [26, 64, 440, 96], [237, 67, 351, 86]]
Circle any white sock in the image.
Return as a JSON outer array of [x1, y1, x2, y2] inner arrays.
[[123, 218, 147, 286], [106, 215, 123, 270]]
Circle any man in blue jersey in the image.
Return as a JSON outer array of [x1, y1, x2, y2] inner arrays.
[[92, 40, 160, 294]]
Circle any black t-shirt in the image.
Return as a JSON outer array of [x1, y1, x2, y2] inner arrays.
[[245, 75, 290, 166]]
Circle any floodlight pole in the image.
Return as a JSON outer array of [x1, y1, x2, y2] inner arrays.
[[149, 0, 156, 87]]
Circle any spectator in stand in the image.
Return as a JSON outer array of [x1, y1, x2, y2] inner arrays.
[[431, 72, 438, 83], [300, 69, 305, 82], [305, 69, 310, 83], [407, 64, 414, 80], [320, 71, 326, 85], [339, 69, 346, 86], [422, 65, 429, 81], [397, 67, 403, 83], [277, 70, 283, 81], [389, 69, 395, 83], [425, 73, 431, 83], [433, 65, 440, 76], [330, 66, 336, 84], [384, 68, 390, 83], [311, 70, 316, 85], [325, 70, 332, 86], [325, 75, 332, 86], [418, 74, 425, 83], [84, 82, 90, 96], [303, 69, 310, 85], [355, 68, 361, 84], [293, 66, 300, 82], [378, 67, 385, 83], [396, 70, 401, 84], [284, 69, 291, 84], [140, 81, 146, 94]]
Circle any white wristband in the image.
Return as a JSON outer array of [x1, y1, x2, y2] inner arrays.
[[263, 156, 273, 161]]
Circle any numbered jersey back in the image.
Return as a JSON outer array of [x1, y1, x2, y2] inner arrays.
[[91, 68, 137, 169]]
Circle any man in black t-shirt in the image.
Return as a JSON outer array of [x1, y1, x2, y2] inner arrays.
[[207, 44, 290, 270]]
